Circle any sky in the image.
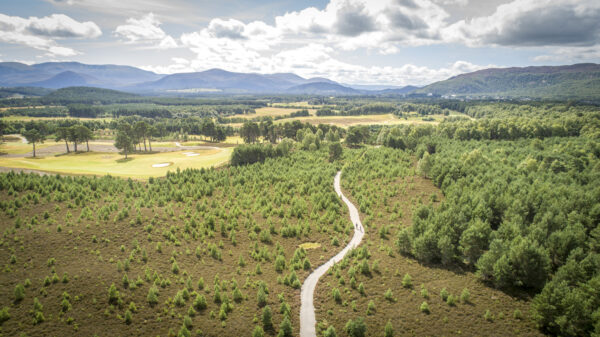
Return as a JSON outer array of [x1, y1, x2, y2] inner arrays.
[[0, 0, 599, 86]]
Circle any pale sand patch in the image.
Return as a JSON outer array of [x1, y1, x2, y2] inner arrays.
[[299, 242, 322, 250], [152, 162, 172, 168]]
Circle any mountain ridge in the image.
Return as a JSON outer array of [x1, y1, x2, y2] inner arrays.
[[416, 63, 600, 99], [0, 61, 597, 98]]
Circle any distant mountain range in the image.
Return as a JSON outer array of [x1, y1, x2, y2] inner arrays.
[[414, 63, 600, 99], [0, 61, 598, 99], [0, 62, 161, 89], [0, 61, 415, 95]]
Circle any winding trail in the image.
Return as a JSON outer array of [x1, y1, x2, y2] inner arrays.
[[300, 170, 365, 337]]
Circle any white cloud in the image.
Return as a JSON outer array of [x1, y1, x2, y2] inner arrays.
[[0, 13, 101, 56], [432, 0, 469, 6], [444, 0, 600, 47], [274, 0, 450, 50], [533, 46, 600, 63], [114, 13, 177, 49], [207, 18, 246, 40], [46, 0, 190, 22], [146, 0, 494, 84]]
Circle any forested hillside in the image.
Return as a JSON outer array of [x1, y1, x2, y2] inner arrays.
[[416, 64, 600, 100]]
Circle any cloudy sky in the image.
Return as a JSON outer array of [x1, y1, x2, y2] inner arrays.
[[1, 0, 599, 85]]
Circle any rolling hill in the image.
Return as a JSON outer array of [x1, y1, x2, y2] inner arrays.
[[132, 68, 351, 94], [0, 62, 361, 95], [285, 82, 360, 95], [0, 62, 162, 89], [41, 87, 139, 104], [415, 63, 600, 99]]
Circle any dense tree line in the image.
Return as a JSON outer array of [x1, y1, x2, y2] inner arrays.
[[67, 104, 105, 118], [238, 119, 344, 144], [0, 106, 67, 118], [230, 141, 293, 166], [2, 116, 235, 142], [375, 107, 599, 149]]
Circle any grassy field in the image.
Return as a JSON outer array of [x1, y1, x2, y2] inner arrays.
[[271, 102, 323, 108], [226, 114, 443, 129], [274, 114, 441, 128], [226, 107, 317, 120], [151, 136, 245, 147], [0, 148, 233, 178], [0, 140, 60, 155]]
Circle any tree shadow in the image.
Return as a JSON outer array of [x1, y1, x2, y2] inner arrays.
[[116, 157, 134, 163]]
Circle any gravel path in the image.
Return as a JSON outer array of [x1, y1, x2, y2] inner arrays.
[[299, 170, 365, 337]]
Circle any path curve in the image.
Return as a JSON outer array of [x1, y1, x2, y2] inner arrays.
[[300, 170, 364, 337]]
